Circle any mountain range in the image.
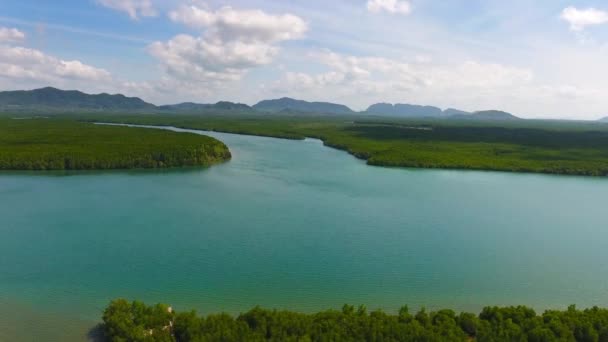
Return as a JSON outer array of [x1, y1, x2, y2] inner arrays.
[[0, 87, 523, 120], [0, 87, 250, 113], [0, 87, 155, 111]]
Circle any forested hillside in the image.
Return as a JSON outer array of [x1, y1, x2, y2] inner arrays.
[[253, 97, 354, 114], [0, 87, 155, 111]]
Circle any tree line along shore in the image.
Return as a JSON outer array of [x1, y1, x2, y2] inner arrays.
[[0, 118, 231, 170], [102, 299, 608, 342]]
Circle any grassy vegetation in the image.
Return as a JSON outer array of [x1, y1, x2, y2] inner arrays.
[[102, 299, 608, 342], [78, 113, 608, 176], [0, 118, 230, 170]]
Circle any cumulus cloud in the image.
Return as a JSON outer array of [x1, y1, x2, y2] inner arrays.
[[561, 7, 608, 31], [0, 45, 111, 84], [270, 50, 535, 110], [277, 71, 346, 92], [426, 61, 533, 90], [97, 0, 157, 20], [148, 34, 261, 83], [169, 5, 307, 42], [149, 5, 307, 86], [367, 0, 411, 15], [0, 27, 25, 43]]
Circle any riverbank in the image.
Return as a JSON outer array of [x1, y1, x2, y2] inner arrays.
[[79, 114, 608, 176]]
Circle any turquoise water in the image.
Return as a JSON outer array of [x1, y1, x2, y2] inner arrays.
[[2, 126, 608, 341]]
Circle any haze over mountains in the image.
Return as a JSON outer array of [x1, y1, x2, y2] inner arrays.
[[0, 86, 550, 121]]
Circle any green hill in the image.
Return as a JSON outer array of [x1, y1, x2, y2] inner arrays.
[[0, 87, 155, 111], [0, 87, 256, 114], [159, 101, 251, 112], [449, 110, 519, 121], [367, 103, 443, 117], [253, 97, 354, 114], [443, 108, 471, 116], [470, 110, 520, 120]]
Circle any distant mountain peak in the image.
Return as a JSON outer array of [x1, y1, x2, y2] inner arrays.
[[0, 87, 521, 119], [158, 101, 251, 112], [0, 87, 154, 111], [38, 86, 61, 91], [443, 108, 470, 116], [253, 97, 353, 114], [366, 103, 443, 117], [452, 110, 520, 121], [0, 87, 259, 113], [365, 102, 520, 120]]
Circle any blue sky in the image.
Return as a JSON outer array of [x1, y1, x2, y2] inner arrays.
[[1, 0, 608, 119]]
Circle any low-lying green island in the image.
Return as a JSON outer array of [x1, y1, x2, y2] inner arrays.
[[102, 299, 608, 341], [0, 118, 230, 170]]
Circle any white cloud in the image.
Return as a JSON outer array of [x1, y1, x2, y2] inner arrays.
[[97, 0, 157, 20], [538, 85, 599, 100], [277, 71, 346, 92], [148, 34, 260, 83], [561, 7, 608, 31], [169, 5, 307, 42], [149, 5, 307, 88], [425, 61, 533, 90], [270, 50, 535, 111], [0, 27, 25, 43], [367, 0, 411, 15], [0, 45, 111, 83]]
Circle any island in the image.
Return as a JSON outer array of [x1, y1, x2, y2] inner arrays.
[[0, 118, 231, 170]]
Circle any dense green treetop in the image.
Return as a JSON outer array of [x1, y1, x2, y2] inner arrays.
[[102, 299, 608, 342], [0, 118, 230, 170]]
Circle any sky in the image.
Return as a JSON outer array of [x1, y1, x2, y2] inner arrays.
[[1, 0, 608, 119]]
